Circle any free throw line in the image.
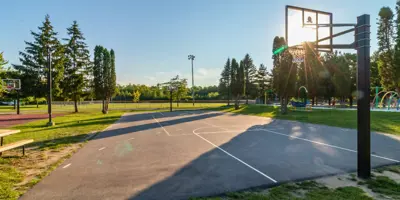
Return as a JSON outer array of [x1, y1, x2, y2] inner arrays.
[[193, 131, 277, 183], [152, 115, 170, 136]]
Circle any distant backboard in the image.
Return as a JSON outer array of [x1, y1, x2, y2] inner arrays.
[[2, 79, 21, 91], [286, 5, 333, 52]]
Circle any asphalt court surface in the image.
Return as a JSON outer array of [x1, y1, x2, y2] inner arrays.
[[21, 110, 400, 200]]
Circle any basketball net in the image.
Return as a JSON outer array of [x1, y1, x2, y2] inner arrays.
[[6, 85, 13, 92], [288, 48, 305, 64]]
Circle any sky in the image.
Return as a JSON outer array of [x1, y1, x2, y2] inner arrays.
[[0, 0, 395, 86]]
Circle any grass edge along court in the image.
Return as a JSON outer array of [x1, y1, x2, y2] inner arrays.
[[210, 105, 400, 136]]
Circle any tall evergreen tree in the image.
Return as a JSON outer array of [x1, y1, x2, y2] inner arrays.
[[272, 36, 296, 114], [242, 54, 257, 104], [92, 46, 116, 113], [377, 7, 395, 91], [218, 58, 231, 105], [230, 58, 243, 109], [330, 52, 351, 103], [370, 52, 381, 87], [110, 49, 117, 99], [93, 45, 104, 104], [102, 48, 111, 113], [393, 1, 400, 93], [13, 15, 65, 106], [256, 64, 268, 103], [62, 21, 91, 112]]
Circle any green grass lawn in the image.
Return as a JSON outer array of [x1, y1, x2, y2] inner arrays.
[[0, 102, 226, 113], [4, 110, 125, 149], [214, 105, 400, 135]]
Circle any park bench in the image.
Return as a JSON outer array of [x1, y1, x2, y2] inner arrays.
[[0, 129, 33, 156]]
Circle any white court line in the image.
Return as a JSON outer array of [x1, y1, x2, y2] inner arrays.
[[63, 163, 71, 169], [195, 121, 400, 164], [159, 112, 164, 116], [98, 147, 106, 151], [258, 129, 400, 163], [127, 138, 135, 141], [152, 115, 170, 136], [193, 132, 277, 183]]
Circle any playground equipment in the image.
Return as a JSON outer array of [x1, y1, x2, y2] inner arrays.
[[379, 91, 399, 110], [291, 86, 311, 111], [298, 86, 308, 104], [290, 101, 312, 111], [371, 90, 386, 109]]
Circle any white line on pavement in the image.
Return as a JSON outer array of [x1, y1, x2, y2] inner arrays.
[[63, 163, 71, 169], [259, 129, 400, 163], [152, 115, 171, 136], [128, 138, 135, 141], [98, 147, 106, 151], [159, 112, 164, 116], [193, 132, 277, 183]]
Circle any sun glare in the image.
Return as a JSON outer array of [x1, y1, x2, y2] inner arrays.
[[288, 12, 315, 46], [287, 11, 331, 47]]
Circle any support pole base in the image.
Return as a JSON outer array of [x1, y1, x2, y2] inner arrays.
[[47, 121, 56, 126]]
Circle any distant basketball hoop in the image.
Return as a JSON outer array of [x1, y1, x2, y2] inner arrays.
[[2, 79, 21, 91], [1, 79, 22, 115]]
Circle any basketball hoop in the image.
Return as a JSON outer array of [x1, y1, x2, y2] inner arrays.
[[2, 79, 21, 91]]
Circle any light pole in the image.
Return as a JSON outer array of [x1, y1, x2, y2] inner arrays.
[[47, 46, 55, 126], [168, 85, 176, 112], [188, 55, 195, 106]]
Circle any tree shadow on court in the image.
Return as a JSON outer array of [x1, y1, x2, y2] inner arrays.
[[92, 111, 223, 140], [127, 119, 400, 200]]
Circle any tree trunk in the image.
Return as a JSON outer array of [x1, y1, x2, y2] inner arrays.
[[13, 100, 16, 110], [315, 97, 318, 106], [234, 94, 240, 110], [349, 96, 353, 108], [36, 99, 39, 108], [280, 96, 288, 114], [227, 90, 231, 106], [311, 97, 315, 106], [102, 99, 106, 114], [328, 98, 331, 106], [246, 95, 248, 105], [74, 98, 78, 113]]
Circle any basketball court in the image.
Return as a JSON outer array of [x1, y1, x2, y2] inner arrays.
[[21, 110, 400, 200]]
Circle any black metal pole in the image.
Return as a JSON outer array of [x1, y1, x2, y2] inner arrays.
[[356, 14, 371, 179], [191, 59, 195, 106], [17, 91, 20, 115], [170, 90, 172, 112], [47, 47, 54, 126]]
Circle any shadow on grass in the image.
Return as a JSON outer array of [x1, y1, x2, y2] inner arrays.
[[28, 134, 89, 150]]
